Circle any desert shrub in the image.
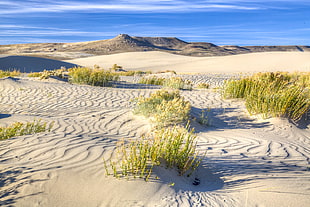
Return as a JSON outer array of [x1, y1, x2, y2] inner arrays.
[[68, 67, 119, 87], [117, 70, 152, 76], [157, 70, 177, 74], [163, 77, 193, 90], [196, 82, 210, 89], [0, 119, 54, 140], [138, 76, 165, 85], [110, 64, 123, 72], [104, 125, 203, 180], [0, 70, 20, 78], [223, 72, 310, 121], [27, 72, 42, 78], [28, 68, 68, 79], [139, 76, 193, 90], [133, 89, 190, 126], [153, 98, 191, 127]]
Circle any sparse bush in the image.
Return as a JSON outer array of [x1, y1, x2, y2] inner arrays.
[[163, 77, 193, 90], [0, 70, 20, 78], [223, 72, 310, 121], [68, 67, 119, 87], [110, 64, 123, 72], [139, 76, 193, 90], [28, 68, 67, 79], [117, 70, 152, 76], [138, 76, 165, 85], [104, 125, 203, 180], [27, 72, 42, 78], [133, 89, 190, 126], [196, 83, 210, 89], [0, 119, 54, 140]]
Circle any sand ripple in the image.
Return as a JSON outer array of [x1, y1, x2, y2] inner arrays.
[[0, 77, 309, 207]]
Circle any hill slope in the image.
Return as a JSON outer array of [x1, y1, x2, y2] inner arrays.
[[1, 34, 309, 59]]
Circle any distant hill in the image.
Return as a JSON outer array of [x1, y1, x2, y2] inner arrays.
[[1, 34, 309, 60]]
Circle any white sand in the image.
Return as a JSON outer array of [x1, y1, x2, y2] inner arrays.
[[0, 52, 310, 206], [66, 51, 310, 73]]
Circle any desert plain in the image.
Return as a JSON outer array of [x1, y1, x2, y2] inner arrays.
[[0, 47, 310, 207]]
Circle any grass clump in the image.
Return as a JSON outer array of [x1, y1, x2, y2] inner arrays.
[[138, 76, 165, 85], [139, 76, 193, 90], [117, 70, 152, 76], [0, 119, 54, 140], [28, 68, 67, 79], [196, 82, 210, 89], [68, 67, 120, 87], [0, 70, 20, 78], [163, 77, 193, 90], [104, 125, 203, 181], [223, 72, 310, 121], [133, 89, 191, 127]]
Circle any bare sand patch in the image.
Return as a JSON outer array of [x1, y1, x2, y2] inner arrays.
[[67, 51, 310, 73]]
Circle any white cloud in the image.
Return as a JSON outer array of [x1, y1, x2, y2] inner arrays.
[[1, 0, 309, 16], [0, 0, 263, 15]]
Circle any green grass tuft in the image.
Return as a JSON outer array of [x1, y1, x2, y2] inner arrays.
[[68, 67, 120, 87], [223, 72, 310, 121], [0, 119, 54, 140], [104, 125, 203, 180], [133, 89, 191, 127], [138, 76, 192, 90], [0, 70, 20, 78]]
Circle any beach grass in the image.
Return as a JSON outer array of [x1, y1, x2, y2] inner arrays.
[[28, 68, 67, 79], [68, 67, 120, 87], [133, 89, 191, 127], [104, 125, 203, 180], [195, 82, 210, 89], [138, 76, 166, 86], [0, 119, 54, 140], [223, 72, 310, 121], [163, 77, 193, 90], [0, 69, 20, 78], [139, 76, 193, 90]]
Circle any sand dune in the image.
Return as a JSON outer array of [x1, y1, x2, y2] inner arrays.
[[67, 51, 310, 73], [0, 76, 309, 206], [0, 56, 78, 72]]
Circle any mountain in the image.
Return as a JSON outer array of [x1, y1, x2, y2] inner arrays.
[[1, 34, 309, 60]]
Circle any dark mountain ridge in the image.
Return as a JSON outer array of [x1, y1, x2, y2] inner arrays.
[[1, 34, 309, 59]]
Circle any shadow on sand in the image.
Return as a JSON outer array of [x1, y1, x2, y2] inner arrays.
[[0, 56, 78, 72], [0, 168, 47, 206], [0, 114, 11, 119], [190, 106, 271, 133]]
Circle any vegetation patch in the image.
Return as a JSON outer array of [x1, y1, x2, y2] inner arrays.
[[223, 72, 310, 121], [196, 82, 210, 89], [117, 70, 152, 76], [104, 89, 205, 182], [104, 125, 203, 181], [133, 89, 191, 127], [0, 70, 20, 78], [139, 76, 193, 90], [163, 77, 193, 90], [0, 119, 54, 140], [138, 76, 166, 86], [68, 67, 120, 87], [28, 68, 67, 79]]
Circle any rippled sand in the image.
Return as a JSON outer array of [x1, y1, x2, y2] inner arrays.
[[0, 76, 309, 207]]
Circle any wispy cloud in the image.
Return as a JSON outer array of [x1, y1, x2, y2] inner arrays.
[[0, 0, 264, 15], [2, 0, 309, 16]]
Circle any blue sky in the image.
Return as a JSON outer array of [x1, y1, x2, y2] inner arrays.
[[1, 0, 310, 45]]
